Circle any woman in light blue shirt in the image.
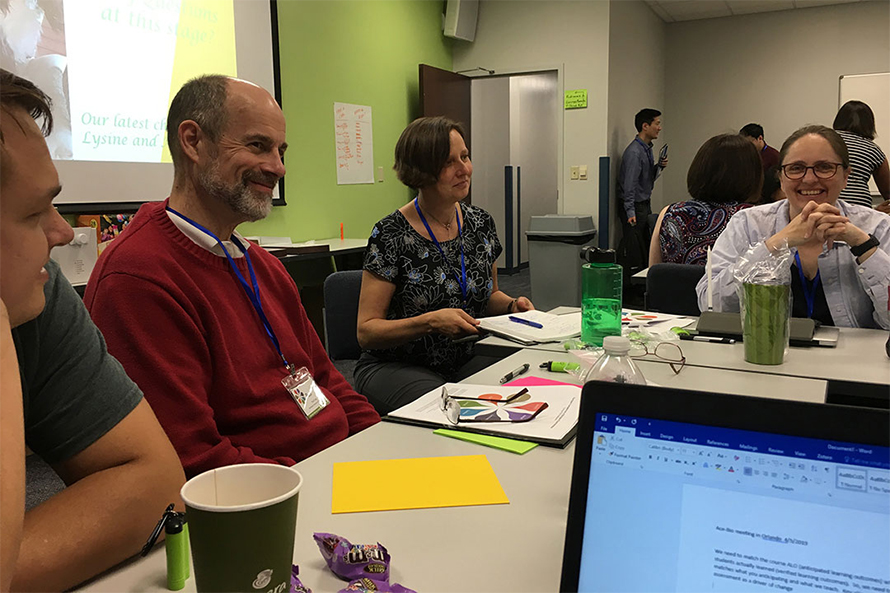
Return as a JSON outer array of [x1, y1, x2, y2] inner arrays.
[[697, 125, 890, 329]]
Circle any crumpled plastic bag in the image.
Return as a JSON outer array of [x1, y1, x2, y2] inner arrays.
[[732, 239, 793, 287]]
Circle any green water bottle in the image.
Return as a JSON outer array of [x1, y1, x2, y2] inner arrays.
[[581, 248, 622, 347]]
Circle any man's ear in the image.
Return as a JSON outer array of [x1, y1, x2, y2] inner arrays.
[[178, 120, 203, 164]]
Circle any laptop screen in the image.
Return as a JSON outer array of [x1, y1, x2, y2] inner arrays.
[[561, 384, 890, 593]]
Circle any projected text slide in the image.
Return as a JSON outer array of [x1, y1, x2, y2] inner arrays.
[[64, 0, 236, 163]]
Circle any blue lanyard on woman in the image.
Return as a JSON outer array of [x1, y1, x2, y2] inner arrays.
[[413, 197, 467, 301], [167, 207, 294, 374], [794, 251, 821, 319]]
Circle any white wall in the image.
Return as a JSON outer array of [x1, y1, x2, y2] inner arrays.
[[470, 76, 511, 264], [607, 0, 666, 247], [663, 1, 890, 205], [453, 0, 611, 225]]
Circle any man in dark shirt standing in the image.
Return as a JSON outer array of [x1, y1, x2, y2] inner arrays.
[[618, 108, 667, 269], [740, 123, 780, 171]]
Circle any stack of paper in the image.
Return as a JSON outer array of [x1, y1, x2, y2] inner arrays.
[[478, 310, 581, 345], [385, 382, 581, 447]]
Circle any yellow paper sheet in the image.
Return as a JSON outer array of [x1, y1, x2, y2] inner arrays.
[[331, 455, 509, 513]]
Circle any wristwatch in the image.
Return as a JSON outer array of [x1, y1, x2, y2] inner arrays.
[[849, 234, 880, 258]]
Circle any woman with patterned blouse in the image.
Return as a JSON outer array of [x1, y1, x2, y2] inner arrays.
[[649, 134, 761, 266], [355, 117, 534, 414]]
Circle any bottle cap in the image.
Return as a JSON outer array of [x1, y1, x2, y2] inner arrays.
[[602, 336, 631, 353], [580, 247, 617, 264]]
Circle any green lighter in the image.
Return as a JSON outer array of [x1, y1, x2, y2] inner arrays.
[[165, 513, 189, 591], [142, 504, 190, 591], [540, 361, 581, 373]]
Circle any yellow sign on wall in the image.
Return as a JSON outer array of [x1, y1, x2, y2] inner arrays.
[[564, 89, 588, 109]]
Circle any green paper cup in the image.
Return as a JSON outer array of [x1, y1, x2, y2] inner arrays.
[[741, 283, 790, 365], [180, 464, 302, 593]]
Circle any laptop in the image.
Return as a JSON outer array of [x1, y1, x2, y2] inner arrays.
[[696, 311, 841, 347], [560, 382, 889, 592]]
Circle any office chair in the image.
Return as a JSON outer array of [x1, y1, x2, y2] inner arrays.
[[645, 263, 704, 316], [323, 270, 364, 361]]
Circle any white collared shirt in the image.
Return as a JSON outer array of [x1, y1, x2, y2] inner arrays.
[[167, 210, 248, 258]]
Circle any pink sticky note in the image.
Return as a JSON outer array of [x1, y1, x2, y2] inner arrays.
[[506, 376, 581, 388]]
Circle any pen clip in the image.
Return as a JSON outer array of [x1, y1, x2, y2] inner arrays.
[[141, 503, 175, 557]]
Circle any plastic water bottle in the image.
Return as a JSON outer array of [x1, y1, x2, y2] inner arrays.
[[583, 336, 646, 385], [581, 248, 623, 346], [885, 287, 889, 359]]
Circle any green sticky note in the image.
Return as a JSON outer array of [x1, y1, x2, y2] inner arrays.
[[564, 89, 588, 109], [434, 429, 538, 455]]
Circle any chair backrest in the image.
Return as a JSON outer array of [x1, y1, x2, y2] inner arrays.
[[323, 270, 364, 360], [644, 263, 705, 316], [646, 212, 659, 235]]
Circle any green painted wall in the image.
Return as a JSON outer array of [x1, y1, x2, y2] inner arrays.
[[239, 0, 453, 241]]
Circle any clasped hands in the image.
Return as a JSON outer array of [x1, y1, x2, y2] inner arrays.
[[770, 201, 869, 251], [425, 297, 534, 338]]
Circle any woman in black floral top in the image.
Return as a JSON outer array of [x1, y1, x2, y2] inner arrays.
[[355, 117, 534, 414]]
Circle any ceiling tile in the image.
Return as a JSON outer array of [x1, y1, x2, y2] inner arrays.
[[659, 0, 733, 21], [793, 0, 860, 7], [728, 0, 795, 15], [645, 1, 677, 22], [645, 0, 865, 22]]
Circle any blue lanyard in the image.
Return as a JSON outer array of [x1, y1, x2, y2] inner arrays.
[[166, 207, 294, 374], [413, 197, 467, 301], [794, 251, 821, 319]]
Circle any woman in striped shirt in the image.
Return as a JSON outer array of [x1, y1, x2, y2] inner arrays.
[[833, 100, 890, 212]]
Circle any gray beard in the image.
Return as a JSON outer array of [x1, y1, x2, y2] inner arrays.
[[197, 163, 273, 222]]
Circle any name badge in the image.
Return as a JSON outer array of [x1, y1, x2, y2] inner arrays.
[[282, 367, 330, 420]]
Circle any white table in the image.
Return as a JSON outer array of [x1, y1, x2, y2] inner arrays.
[[77, 350, 829, 592], [478, 316, 890, 388], [466, 349, 827, 404]]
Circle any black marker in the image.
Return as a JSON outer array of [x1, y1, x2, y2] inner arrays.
[[500, 363, 530, 384]]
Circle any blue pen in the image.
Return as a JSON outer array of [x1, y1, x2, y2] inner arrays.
[[509, 315, 543, 329]]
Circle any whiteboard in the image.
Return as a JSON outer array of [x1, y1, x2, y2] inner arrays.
[[839, 72, 889, 196]]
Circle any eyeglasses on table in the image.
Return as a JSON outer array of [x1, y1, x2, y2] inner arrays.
[[439, 386, 529, 425], [628, 341, 686, 374]]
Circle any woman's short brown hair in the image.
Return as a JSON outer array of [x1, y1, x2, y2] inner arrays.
[[779, 125, 849, 168], [687, 134, 762, 204], [393, 116, 467, 190]]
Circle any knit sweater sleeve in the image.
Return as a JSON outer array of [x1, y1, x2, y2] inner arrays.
[[277, 266, 380, 434], [86, 273, 299, 472]]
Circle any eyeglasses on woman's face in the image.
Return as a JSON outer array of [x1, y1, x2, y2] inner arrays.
[[780, 161, 843, 180]]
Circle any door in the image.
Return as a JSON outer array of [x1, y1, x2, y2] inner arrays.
[[470, 71, 560, 271], [419, 64, 472, 151]]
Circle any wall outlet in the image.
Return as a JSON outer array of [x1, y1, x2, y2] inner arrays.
[[570, 166, 580, 180]]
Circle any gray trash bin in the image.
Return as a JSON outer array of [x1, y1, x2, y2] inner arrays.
[[525, 215, 597, 311]]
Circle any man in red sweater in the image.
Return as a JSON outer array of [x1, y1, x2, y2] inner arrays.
[[85, 75, 379, 478]]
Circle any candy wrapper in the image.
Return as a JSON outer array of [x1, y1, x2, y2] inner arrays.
[[291, 565, 311, 593], [313, 532, 390, 582], [338, 577, 417, 593]]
